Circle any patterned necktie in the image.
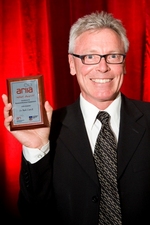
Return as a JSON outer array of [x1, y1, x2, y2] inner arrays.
[[93, 111, 122, 225]]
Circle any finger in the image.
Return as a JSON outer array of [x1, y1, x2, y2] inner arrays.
[[44, 101, 53, 124], [3, 102, 12, 119], [4, 115, 12, 131], [2, 94, 8, 105], [2, 94, 12, 119]]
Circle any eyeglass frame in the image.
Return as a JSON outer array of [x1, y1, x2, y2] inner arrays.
[[70, 53, 126, 65]]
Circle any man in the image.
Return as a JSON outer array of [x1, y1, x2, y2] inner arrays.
[[2, 11, 150, 225]]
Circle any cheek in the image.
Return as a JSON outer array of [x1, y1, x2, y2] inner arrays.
[[112, 67, 124, 89], [80, 65, 94, 77], [75, 65, 90, 78], [117, 73, 124, 87], [116, 66, 125, 81], [75, 66, 91, 86]]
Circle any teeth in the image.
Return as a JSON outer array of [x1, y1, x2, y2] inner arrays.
[[92, 79, 111, 83]]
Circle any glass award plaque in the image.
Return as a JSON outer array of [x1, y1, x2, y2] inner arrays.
[[7, 75, 49, 131]]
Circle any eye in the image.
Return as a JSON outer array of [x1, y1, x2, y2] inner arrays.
[[85, 54, 95, 59], [82, 54, 100, 64], [110, 54, 118, 58]]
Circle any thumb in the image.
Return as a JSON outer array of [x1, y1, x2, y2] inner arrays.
[[44, 101, 53, 124]]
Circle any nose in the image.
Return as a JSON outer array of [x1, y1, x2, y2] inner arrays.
[[96, 57, 110, 72]]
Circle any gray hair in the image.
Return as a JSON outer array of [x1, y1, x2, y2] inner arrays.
[[68, 11, 129, 53]]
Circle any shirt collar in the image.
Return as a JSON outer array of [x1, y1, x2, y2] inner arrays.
[[80, 93, 121, 130]]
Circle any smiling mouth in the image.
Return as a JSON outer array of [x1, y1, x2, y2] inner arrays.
[[91, 78, 113, 83]]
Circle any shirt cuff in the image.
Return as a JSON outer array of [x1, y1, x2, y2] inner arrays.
[[23, 141, 50, 164]]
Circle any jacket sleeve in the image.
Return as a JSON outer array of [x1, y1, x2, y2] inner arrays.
[[18, 150, 54, 224]]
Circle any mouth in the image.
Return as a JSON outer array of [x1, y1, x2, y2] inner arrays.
[[91, 78, 113, 84]]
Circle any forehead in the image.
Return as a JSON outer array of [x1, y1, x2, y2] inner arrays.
[[74, 28, 124, 53]]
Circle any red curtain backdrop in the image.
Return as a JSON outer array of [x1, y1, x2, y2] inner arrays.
[[0, 0, 150, 220]]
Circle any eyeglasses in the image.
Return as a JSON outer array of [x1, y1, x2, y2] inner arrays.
[[71, 53, 126, 65]]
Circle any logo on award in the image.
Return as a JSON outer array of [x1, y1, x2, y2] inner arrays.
[[29, 115, 38, 121]]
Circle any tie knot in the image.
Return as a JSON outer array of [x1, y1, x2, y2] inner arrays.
[[97, 111, 110, 125]]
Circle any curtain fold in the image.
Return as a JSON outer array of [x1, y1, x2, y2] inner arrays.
[[0, 0, 149, 220], [143, 0, 150, 101]]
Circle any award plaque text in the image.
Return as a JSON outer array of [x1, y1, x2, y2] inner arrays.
[[7, 75, 49, 131]]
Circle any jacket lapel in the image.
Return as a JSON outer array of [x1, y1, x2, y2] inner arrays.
[[59, 99, 99, 186], [117, 95, 146, 179]]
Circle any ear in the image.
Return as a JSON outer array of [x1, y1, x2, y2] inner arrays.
[[68, 54, 76, 75]]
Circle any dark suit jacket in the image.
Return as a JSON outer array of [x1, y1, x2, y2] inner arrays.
[[18, 94, 150, 225]]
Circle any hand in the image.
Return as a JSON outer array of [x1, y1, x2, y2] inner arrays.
[[2, 94, 53, 149]]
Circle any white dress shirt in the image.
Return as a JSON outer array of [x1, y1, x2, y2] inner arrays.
[[80, 93, 121, 153], [23, 93, 121, 163]]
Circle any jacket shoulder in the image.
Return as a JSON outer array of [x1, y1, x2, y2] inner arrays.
[[121, 94, 150, 118]]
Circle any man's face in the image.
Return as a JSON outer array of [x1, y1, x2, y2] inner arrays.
[[68, 28, 126, 109]]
